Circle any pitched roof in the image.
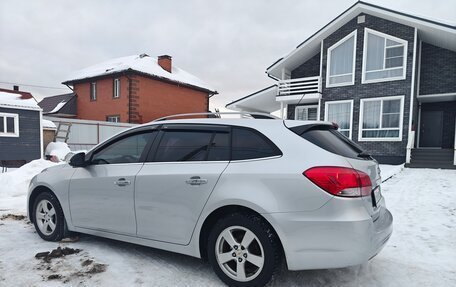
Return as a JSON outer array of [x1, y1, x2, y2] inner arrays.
[[0, 89, 40, 111], [62, 54, 217, 94], [267, 1, 456, 79], [38, 93, 76, 114]]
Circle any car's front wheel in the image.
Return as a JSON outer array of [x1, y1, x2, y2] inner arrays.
[[33, 191, 66, 241], [207, 213, 281, 287]]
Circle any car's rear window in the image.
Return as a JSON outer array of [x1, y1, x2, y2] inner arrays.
[[290, 124, 370, 160]]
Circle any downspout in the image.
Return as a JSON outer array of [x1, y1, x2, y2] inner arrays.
[[208, 91, 218, 112], [63, 83, 76, 119], [64, 84, 74, 91]]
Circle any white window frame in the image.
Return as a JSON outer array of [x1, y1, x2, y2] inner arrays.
[[326, 30, 357, 88], [358, 95, 405, 142], [324, 100, 354, 139], [90, 82, 97, 101], [113, 78, 120, 98], [106, 115, 120, 123], [0, 112, 19, 137], [294, 105, 319, 121], [362, 28, 408, 84]]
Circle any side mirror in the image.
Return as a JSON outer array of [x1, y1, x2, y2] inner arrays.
[[69, 152, 88, 168]]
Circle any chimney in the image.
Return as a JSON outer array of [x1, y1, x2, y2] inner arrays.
[[158, 55, 172, 73], [13, 85, 19, 91]]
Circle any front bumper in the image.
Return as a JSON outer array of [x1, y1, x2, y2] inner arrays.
[[263, 198, 393, 271]]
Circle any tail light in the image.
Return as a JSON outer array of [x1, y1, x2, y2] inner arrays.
[[304, 166, 372, 197]]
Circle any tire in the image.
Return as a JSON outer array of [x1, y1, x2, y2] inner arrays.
[[32, 191, 66, 242], [207, 213, 281, 287]]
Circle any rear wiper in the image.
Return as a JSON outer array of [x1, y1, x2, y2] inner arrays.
[[357, 151, 372, 159]]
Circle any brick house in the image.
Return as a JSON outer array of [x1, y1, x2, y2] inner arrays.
[[226, 1, 456, 168], [61, 54, 217, 124]]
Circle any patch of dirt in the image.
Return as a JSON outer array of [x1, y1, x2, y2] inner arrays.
[[0, 214, 26, 221], [35, 247, 108, 283], [77, 258, 107, 274], [86, 263, 107, 274], [35, 247, 81, 263], [47, 274, 62, 280], [81, 259, 93, 267]]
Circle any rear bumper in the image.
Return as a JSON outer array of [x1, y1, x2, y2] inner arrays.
[[263, 198, 393, 271], [369, 206, 393, 259]]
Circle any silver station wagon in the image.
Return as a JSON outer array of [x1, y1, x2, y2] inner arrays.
[[28, 114, 393, 287]]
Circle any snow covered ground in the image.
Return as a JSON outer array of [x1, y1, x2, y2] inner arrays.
[[1, 164, 455, 286], [379, 164, 404, 181]]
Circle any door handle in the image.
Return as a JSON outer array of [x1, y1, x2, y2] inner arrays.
[[186, 176, 208, 186], [115, 178, 131, 186]]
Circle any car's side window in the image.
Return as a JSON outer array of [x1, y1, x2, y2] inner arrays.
[[91, 132, 154, 165], [154, 130, 214, 162], [231, 127, 281, 160]]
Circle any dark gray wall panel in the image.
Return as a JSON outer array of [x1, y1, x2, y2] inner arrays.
[[0, 107, 41, 163], [419, 43, 456, 95]]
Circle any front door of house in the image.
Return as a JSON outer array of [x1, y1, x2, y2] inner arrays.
[[420, 110, 443, 148]]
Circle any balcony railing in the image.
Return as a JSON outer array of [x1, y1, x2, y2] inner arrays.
[[277, 76, 321, 97]]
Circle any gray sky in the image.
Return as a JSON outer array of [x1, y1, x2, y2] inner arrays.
[[1, 0, 455, 111]]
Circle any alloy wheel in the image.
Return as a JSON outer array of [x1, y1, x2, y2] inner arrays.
[[215, 226, 265, 282], [35, 199, 57, 236]]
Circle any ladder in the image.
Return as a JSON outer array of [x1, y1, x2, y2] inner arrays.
[[54, 122, 72, 143]]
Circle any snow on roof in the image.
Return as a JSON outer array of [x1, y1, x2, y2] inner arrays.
[[48, 100, 67, 114], [0, 91, 41, 111], [63, 54, 217, 93], [42, 119, 57, 130]]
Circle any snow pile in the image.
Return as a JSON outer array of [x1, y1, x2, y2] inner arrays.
[[0, 159, 58, 213], [0, 91, 40, 110], [42, 119, 57, 129], [64, 54, 216, 92], [45, 142, 71, 161], [0, 159, 57, 197], [379, 164, 404, 182]]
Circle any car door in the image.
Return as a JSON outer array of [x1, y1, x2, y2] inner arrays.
[[135, 124, 230, 245], [69, 129, 157, 235]]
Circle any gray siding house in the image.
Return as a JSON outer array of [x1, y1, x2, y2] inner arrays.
[[0, 88, 42, 167], [226, 1, 456, 168]]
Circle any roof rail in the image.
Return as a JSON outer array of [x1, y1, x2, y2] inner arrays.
[[152, 112, 279, 122]]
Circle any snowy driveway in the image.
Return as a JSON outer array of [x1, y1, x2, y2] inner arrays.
[[1, 167, 455, 286]]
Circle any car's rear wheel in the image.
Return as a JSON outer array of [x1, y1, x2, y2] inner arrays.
[[207, 213, 281, 287], [33, 191, 66, 241]]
